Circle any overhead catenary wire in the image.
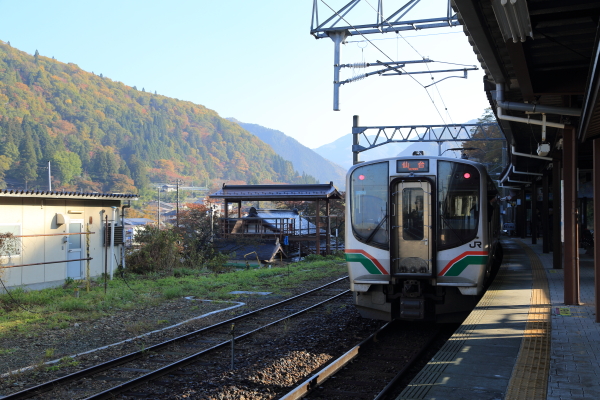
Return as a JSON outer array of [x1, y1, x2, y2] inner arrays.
[[362, 0, 456, 125], [320, 0, 448, 125], [346, 30, 462, 43]]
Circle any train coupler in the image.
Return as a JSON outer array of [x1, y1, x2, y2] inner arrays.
[[400, 297, 425, 319], [400, 280, 424, 319]]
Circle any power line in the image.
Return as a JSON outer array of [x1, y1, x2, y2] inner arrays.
[[320, 0, 448, 125], [346, 31, 462, 43], [362, 0, 456, 125]]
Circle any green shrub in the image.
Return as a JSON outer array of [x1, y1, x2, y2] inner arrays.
[[162, 286, 183, 299], [57, 298, 93, 312]]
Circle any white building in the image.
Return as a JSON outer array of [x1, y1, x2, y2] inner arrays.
[[123, 217, 155, 246], [0, 189, 138, 292]]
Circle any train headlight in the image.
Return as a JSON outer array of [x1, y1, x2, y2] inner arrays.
[[410, 267, 417, 273]]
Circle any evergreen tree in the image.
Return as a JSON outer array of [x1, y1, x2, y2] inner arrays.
[[15, 133, 38, 187]]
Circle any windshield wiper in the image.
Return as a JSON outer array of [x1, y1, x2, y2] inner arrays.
[[439, 212, 463, 242], [365, 215, 388, 244]]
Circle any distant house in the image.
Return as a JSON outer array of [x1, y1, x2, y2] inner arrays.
[[0, 190, 137, 292], [123, 218, 155, 246], [239, 208, 323, 236]]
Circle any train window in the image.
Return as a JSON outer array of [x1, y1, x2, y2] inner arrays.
[[437, 161, 480, 250], [402, 188, 424, 240], [350, 162, 389, 249]]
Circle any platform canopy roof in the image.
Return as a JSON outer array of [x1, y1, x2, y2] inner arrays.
[[454, 0, 600, 184], [208, 183, 342, 202]]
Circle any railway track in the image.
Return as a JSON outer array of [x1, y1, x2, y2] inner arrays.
[[2, 277, 350, 400], [282, 321, 456, 400]]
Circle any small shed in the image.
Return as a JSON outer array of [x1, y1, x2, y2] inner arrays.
[[0, 189, 138, 292], [208, 183, 342, 256]]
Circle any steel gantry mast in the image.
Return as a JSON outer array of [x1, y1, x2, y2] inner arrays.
[[350, 115, 505, 165], [310, 0, 476, 111]]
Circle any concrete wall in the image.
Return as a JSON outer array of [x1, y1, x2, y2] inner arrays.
[[0, 198, 125, 292]]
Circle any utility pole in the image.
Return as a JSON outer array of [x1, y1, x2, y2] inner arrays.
[[176, 180, 180, 228], [157, 186, 161, 230], [47, 160, 52, 191]]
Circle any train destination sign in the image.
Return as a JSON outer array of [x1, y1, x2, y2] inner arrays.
[[396, 159, 429, 173]]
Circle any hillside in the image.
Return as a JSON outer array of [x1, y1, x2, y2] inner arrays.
[[313, 134, 410, 170], [228, 119, 347, 189], [0, 41, 317, 195]]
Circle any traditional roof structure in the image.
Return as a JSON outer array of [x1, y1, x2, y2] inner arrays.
[[208, 183, 342, 202]]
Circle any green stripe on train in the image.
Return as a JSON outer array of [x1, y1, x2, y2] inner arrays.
[[345, 253, 382, 275], [445, 255, 488, 277]]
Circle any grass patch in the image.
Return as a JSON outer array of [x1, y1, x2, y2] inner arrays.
[[0, 254, 346, 341]]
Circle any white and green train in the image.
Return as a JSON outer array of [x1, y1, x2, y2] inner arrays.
[[345, 155, 503, 322]]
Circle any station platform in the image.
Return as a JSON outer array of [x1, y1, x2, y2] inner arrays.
[[398, 238, 600, 400]]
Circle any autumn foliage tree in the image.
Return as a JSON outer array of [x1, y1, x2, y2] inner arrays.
[[0, 41, 317, 193], [464, 108, 506, 176]]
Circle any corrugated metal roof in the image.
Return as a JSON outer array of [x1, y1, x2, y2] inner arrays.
[[0, 189, 138, 200], [208, 183, 342, 201]]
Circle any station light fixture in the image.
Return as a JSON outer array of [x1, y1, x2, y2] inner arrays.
[[491, 0, 533, 43]]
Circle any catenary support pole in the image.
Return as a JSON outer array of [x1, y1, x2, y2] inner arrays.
[[353, 115, 360, 165], [330, 30, 349, 111]]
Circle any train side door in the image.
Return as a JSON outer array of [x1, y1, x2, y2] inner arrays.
[[393, 181, 432, 275]]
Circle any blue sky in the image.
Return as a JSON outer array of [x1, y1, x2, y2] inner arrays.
[[0, 0, 490, 149]]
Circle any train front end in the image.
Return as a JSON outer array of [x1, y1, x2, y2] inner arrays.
[[345, 156, 497, 321]]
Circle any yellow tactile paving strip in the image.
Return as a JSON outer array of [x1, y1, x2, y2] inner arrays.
[[504, 241, 552, 400], [398, 240, 552, 400]]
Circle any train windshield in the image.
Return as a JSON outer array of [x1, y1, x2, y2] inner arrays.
[[437, 161, 480, 250], [350, 162, 389, 249]]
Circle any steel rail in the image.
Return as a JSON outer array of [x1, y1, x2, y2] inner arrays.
[[3, 276, 348, 400], [281, 325, 440, 400], [280, 322, 391, 400], [88, 289, 351, 399]]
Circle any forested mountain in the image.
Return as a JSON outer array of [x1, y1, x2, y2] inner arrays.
[[0, 41, 317, 195], [228, 119, 347, 189]]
